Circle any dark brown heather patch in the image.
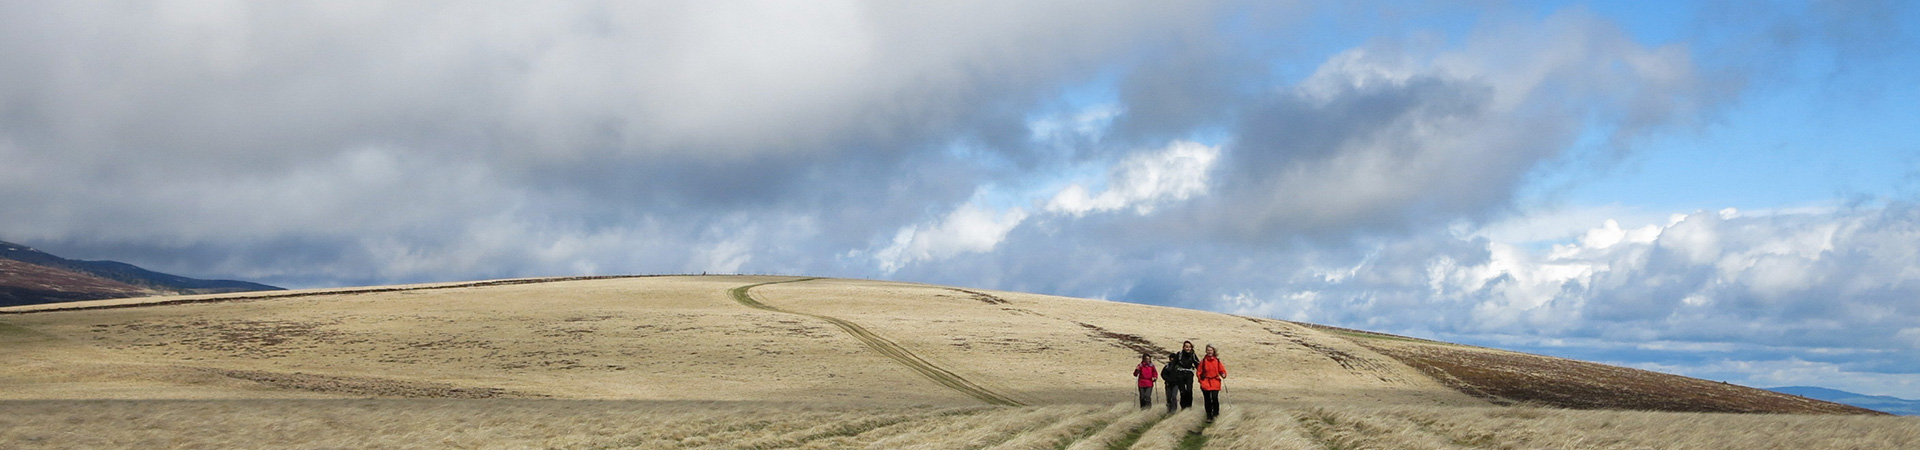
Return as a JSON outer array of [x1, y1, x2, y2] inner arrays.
[[947, 288, 1010, 305], [1076, 322, 1170, 357], [1349, 340, 1887, 415]]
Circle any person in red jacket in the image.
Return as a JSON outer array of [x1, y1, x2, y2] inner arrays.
[[1132, 353, 1158, 409], [1198, 344, 1227, 421]]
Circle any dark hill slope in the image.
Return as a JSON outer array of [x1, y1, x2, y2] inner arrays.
[[0, 240, 280, 306], [1293, 322, 1886, 415], [0, 259, 155, 307]]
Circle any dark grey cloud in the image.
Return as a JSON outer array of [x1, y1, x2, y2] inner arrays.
[[0, 1, 1225, 285], [1104, 40, 1262, 148], [2, 3, 1717, 287]]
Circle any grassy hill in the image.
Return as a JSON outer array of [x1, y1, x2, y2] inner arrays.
[[1, 275, 1909, 449], [0, 275, 1476, 406]]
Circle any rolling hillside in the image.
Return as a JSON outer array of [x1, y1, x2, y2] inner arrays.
[[4, 275, 1911, 449], [0, 275, 1872, 415]]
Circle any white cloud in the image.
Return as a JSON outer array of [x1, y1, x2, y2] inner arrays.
[[1660, 212, 1725, 264], [691, 238, 754, 275], [1046, 140, 1219, 216], [1575, 219, 1662, 250], [1486, 206, 1911, 337], [1475, 203, 1674, 246], [864, 137, 1220, 275], [1210, 203, 1920, 397], [871, 203, 1029, 273], [1226, 290, 1320, 322]]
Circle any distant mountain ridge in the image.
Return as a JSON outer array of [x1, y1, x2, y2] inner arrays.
[[0, 240, 281, 307], [1769, 386, 1920, 416]]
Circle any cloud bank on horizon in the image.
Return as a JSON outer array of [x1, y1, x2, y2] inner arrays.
[[2, 1, 1917, 398]]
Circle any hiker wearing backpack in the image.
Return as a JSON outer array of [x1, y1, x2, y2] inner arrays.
[[1165, 341, 1199, 412]]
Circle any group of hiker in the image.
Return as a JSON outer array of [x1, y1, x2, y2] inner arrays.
[[1132, 340, 1227, 421]]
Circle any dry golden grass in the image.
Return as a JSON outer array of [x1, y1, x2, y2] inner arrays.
[[0, 275, 1478, 407], [1126, 409, 1207, 450], [864, 404, 1090, 450], [750, 278, 1478, 407], [2, 275, 1911, 448], [0, 276, 973, 404], [1062, 408, 1165, 450], [1211, 404, 1920, 450], [1, 401, 1913, 450]]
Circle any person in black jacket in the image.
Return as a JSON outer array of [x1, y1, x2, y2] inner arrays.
[[1162, 351, 1182, 412], [1164, 340, 1200, 412]]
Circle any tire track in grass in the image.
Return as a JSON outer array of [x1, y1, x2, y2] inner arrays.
[[729, 278, 1024, 406]]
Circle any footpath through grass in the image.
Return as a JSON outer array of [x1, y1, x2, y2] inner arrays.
[[1177, 418, 1212, 450]]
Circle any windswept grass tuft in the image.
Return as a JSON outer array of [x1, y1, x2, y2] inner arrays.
[[1125, 409, 1205, 450], [868, 404, 1088, 450], [984, 403, 1133, 450], [1, 400, 1914, 449], [1062, 407, 1166, 450]]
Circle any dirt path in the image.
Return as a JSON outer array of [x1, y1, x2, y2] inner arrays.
[[729, 278, 1024, 406]]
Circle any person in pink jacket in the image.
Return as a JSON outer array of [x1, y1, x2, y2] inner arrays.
[[1132, 353, 1158, 409]]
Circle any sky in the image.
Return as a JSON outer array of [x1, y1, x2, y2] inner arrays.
[[3, 1, 1917, 398]]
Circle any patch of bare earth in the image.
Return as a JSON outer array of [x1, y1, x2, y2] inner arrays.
[[1336, 332, 1884, 415], [946, 288, 1011, 305]]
